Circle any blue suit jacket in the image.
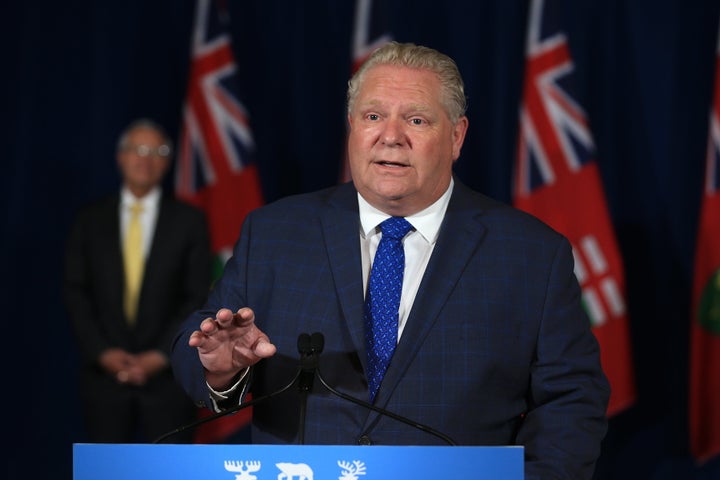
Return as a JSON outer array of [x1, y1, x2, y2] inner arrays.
[[171, 179, 609, 479]]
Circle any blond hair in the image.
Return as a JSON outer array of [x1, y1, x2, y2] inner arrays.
[[347, 41, 467, 123]]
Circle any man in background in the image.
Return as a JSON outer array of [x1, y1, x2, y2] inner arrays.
[[64, 119, 211, 443]]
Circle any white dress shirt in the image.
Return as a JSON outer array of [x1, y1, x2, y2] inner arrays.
[[358, 178, 453, 340]]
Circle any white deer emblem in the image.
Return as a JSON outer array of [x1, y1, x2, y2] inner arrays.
[[338, 460, 367, 480], [224, 460, 261, 480], [276, 462, 313, 480]]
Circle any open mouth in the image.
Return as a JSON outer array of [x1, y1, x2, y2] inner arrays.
[[375, 160, 407, 167]]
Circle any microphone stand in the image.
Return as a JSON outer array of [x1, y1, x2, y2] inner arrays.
[[300, 332, 456, 446], [152, 369, 300, 444], [154, 332, 456, 446], [153, 333, 322, 445], [296, 332, 322, 444], [314, 368, 457, 446]]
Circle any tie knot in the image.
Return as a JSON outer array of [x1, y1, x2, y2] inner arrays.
[[379, 217, 413, 240], [130, 202, 144, 216]]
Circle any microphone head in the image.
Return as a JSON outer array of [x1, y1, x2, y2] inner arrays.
[[297, 333, 312, 355], [310, 332, 325, 354]]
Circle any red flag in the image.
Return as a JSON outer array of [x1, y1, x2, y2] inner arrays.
[[689, 23, 720, 464], [339, 0, 393, 183], [175, 0, 263, 443], [512, 0, 635, 417]]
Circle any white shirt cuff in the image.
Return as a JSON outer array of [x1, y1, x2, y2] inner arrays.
[[207, 367, 250, 412]]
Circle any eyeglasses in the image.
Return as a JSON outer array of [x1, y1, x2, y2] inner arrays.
[[121, 144, 171, 158]]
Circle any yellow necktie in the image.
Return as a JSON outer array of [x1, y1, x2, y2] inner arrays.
[[123, 202, 144, 325]]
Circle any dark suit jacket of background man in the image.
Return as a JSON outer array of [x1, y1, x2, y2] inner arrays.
[[65, 192, 211, 441], [171, 179, 609, 477]]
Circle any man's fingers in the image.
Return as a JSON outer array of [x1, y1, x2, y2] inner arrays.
[[214, 308, 235, 326], [199, 317, 218, 334], [188, 330, 207, 347], [233, 307, 255, 327], [254, 339, 277, 358], [200, 308, 257, 332]]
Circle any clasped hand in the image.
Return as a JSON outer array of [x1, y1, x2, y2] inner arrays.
[[100, 349, 168, 386]]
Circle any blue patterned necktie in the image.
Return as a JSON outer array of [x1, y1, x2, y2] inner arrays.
[[364, 216, 413, 402]]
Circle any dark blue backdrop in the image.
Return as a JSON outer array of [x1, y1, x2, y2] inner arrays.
[[5, 1, 720, 479]]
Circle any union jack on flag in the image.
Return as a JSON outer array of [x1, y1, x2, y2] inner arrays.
[[515, 0, 594, 195], [513, 0, 635, 417], [174, 0, 262, 444], [351, 0, 392, 72], [175, 0, 263, 259]]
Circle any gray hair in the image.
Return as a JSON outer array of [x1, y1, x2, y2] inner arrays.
[[116, 118, 173, 156], [347, 41, 468, 123]]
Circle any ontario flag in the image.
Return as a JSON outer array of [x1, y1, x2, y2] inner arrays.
[[512, 0, 635, 416], [689, 22, 720, 464], [340, 0, 392, 183], [175, 0, 263, 443]]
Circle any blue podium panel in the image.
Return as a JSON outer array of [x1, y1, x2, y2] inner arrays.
[[74, 443, 523, 480]]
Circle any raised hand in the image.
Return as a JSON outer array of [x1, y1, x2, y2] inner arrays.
[[188, 307, 277, 389]]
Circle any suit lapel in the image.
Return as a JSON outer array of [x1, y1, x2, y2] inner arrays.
[[101, 196, 125, 317], [142, 197, 167, 292], [322, 184, 368, 362], [324, 182, 490, 431], [370, 183, 488, 408]]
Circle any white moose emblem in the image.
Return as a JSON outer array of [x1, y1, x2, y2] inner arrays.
[[224, 460, 261, 480], [276, 462, 313, 480], [338, 460, 367, 480]]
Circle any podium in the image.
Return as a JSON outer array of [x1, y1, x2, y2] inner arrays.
[[74, 443, 523, 479]]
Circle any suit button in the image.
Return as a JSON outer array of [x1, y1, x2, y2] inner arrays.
[[195, 401, 206, 408], [358, 435, 372, 445]]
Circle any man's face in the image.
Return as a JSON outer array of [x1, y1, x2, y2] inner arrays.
[[347, 64, 468, 216], [116, 127, 170, 196]]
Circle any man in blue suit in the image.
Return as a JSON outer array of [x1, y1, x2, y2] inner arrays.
[[171, 42, 609, 479]]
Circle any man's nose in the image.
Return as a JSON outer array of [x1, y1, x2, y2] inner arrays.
[[380, 118, 405, 146]]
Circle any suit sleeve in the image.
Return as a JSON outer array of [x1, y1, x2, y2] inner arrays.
[[518, 236, 610, 480], [171, 209, 253, 411]]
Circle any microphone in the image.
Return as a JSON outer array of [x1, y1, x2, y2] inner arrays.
[[153, 333, 322, 444], [154, 332, 456, 446], [153, 364, 302, 444], [297, 332, 324, 443], [297, 332, 324, 391]]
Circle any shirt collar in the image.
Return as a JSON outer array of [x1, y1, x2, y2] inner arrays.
[[358, 178, 454, 244], [121, 186, 162, 210]]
